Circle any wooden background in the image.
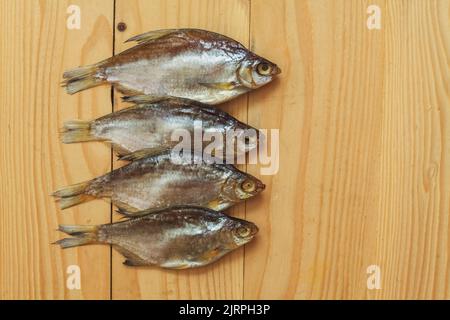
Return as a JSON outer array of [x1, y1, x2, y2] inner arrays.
[[0, 0, 449, 299]]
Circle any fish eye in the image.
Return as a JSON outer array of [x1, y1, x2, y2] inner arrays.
[[237, 226, 251, 238], [241, 180, 256, 192], [256, 62, 272, 76], [244, 136, 251, 144]]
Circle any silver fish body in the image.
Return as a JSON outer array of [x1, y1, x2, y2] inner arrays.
[[55, 206, 259, 269], [61, 96, 259, 159], [52, 151, 265, 213], [63, 29, 281, 105]]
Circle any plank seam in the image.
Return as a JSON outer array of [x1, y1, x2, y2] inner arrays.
[[110, 0, 117, 301], [243, 0, 252, 300]]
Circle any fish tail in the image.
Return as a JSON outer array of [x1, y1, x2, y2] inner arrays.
[[58, 224, 98, 235], [53, 224, 99, 248], [62, 62, 106, 94], [61, 120, 98, 144], [52, 181, 94, 210]]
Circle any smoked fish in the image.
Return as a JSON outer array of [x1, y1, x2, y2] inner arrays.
[[52, 151, 265, 213], [61, 96, 259, 159], [54, 206, 258, 269], [62, 29, 281, 104]]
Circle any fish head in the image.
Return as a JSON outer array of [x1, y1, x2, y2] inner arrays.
[[237, 56, 281, 89], [223, 171, 266, 201], [229, 218, 259, 246]]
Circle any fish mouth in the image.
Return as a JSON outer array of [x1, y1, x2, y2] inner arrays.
[[256, 181, 266, 192], [272, 65, 282, 75], [243, 224, 259, 243], [250, 223, 259, 236]]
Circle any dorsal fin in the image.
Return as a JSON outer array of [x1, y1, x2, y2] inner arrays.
[[116, 206, 169, 218], [117, 205, 223, 219], [121, 94, 235, 122], [121, 95, 169, 104], [122, 94, 203, 107], [124, 29, 247, 51], [117, 146, 171, 162], [125, 29, 179, 44]]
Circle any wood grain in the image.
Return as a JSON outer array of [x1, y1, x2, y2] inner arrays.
[[112, 0, 250, 300], [245, 0, 450, 299], [0, 0, 113, 299], [0, 0, 449, 300]]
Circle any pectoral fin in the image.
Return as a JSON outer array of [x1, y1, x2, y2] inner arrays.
[[207, 198, 230, 211], [118, 146, 171, 162], [200, 82, 238, 91], [172, 263, 191, 270], [160, 261, 191, 269]]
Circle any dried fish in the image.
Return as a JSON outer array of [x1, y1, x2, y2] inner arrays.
[[62, 29, 281, 104], [52, 151, 265, 213], [61, 96, 259, 159], [54, 206, 258, 269]]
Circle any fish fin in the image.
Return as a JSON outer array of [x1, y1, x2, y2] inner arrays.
[[125, 29, 177, 44], [114, 246, 148, 267], [60, 120, 100, 144], [121, 95, 169, 105], [199, 247, 224, 262], [160, 262, 191, 269], [122, 95, 209, 108], [52, 181, 89, 198], [53, 237, 94, 249], [117, 205, 210, 217], [62, 62, 106, 94], [114, 201, 140, 215], [116, 206, 167, 218], [53, 224, 99, 248], [111, 144, 133, 160], [114, 84, 143, 96], [58, 224, 98, 235], [52, 181, 94, 210], [123, 259, 148, 267], [57, 194, 94, 210], [118, 146, 170, 162], [207, 199, 229, 211], [63, 119, 91, 130], [200, 81, 238, 91]]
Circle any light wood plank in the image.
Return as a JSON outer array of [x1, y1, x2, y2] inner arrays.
[[374, 0, 450, 299], [245, 0, 449, 299], [112, 0, 250, 299], [0, 0, 113, 299], [1, 0, 449, 300]]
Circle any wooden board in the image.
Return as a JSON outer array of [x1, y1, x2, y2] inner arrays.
[[0, 0, 449, 300], [245, 0, 450, 299], [112, 0, 249, 300], [0, 0, 113, 299]]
